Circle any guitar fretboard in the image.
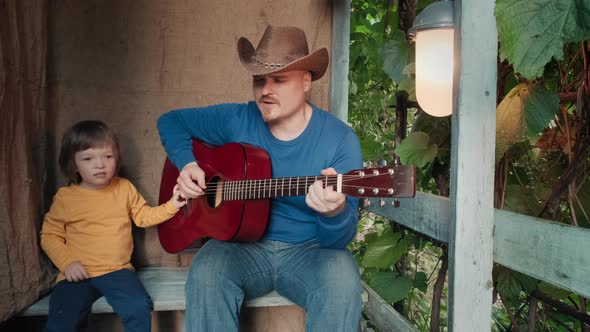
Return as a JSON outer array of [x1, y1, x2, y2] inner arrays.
[[216, 175, 340, 201]]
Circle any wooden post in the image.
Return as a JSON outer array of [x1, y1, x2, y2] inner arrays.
[[448, 0, 497, 330], [330, 0, 351, 122]]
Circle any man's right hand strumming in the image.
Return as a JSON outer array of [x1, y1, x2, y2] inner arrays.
[[177, 161, 207, 199]]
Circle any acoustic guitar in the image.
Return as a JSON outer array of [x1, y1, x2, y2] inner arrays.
[[158, 140, 416, 253]]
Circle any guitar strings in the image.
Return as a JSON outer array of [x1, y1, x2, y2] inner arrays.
[[196, 172, 397, 195]]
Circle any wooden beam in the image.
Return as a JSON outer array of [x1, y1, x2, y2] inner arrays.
[[363, 193, 450, 243], [362, 281, 418, 332], [494, 210, 590, 298], [447, 0, 497, 330], [365, 193, 590, 299], [330, 0, 351, 122]]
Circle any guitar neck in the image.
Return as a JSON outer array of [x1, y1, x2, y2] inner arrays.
[[219, 175, 339, 201]]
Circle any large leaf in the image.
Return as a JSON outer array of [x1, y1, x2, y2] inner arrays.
[[395, 131, 438, 167], [495, 0, 590, 79], [495, 267, 522, 300], [496, 83, 528, 162], [398, 63, 416, 98], [413, 271, 428, 293], [538, 281, 572, 299], [369, 272, 413, 304], [504, 184, 541, 216], [379, 30, 410, 83], [412, 114, 451, 161], [362, 228, 408, 268], [525, 84, 559, 135]]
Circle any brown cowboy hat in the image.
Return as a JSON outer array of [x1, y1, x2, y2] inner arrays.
[[237, 25, 329, 81]]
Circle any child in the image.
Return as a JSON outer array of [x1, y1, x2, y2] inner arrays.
[[40, 120, 185, 332]]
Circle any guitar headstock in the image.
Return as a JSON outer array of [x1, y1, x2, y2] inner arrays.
[[342, 166, 416, 198]]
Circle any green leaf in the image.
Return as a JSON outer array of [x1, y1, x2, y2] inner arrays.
[[525, 84, 559, 135], [538, 282, 572, 299], [395, 131, 438, 167], [496, 268, 522, 300], [412, 114, 451, 161], [398, 77, 416, 100], [413, 272, 428, 293], [504, 184, 541, 216], [513, 271, 539, 294], [362, 228, 408, 268], [379, 30, 410, 83], [495, 0, 590, 79], [369, 272, 413, 304]]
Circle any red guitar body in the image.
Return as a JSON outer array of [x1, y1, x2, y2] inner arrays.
[[158, 141, 271, 253], [159, 140, 416, 254]]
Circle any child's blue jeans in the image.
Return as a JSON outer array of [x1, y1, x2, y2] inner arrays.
[[185, 238, 362, 331], [44, 268, 152, 332]]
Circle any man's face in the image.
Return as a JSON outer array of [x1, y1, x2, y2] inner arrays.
[[253, 71, 312, 124]]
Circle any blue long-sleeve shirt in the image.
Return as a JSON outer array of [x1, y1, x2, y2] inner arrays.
[[157, 101, 363, 248]]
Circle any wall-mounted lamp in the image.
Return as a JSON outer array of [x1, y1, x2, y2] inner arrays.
[[408, 1, 454, 117]]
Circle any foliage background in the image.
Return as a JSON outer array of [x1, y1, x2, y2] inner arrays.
[[348, 0, 590, 331]]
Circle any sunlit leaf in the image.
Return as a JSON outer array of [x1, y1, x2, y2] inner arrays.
[[395, 131, 438, 167], [398, 77, 416, 100], [362, 228, 408, 268], [379, 30, 410, 83], [496, 83, 528, 162], [369, 272, 413, 304], [412, 115, 451, 161], [525, 84, 559, 135], [496, 0, 590, 79]]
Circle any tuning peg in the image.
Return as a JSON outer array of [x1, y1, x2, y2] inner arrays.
[[377, 159, 387, 166], [364, 198, 371, 206], [380, 198, 385, 207], [392, 198, 400, 208]]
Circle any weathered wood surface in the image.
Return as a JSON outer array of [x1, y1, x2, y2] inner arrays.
[[447, 0, 498, 329], [364, 193, 450, 242], [366, 195, 590, 299], [362, 281, 418, 332], [494, 209, 590, 298], [330, 0, 351, 122]]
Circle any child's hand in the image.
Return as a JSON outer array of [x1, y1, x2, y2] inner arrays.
[[171, 184, 187, 209], [64, 261, 89, 282]]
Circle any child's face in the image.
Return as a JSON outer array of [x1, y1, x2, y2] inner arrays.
[[74, 144, 117, 190]]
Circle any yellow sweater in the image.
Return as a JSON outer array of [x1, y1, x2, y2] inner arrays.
[[41, 177, 178, 282]]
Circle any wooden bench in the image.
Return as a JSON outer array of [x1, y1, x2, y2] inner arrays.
[[19, 267, 318, 316], [19, 267, 368, 331]]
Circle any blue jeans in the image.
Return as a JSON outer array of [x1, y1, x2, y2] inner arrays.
[[185, 238, 362, 331], [45, 268, 152, 332]]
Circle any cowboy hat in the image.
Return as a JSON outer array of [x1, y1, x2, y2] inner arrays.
[[237, 25, 329, 81]]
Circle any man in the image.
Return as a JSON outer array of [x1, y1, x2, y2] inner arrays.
[[157, 25, 363, 331]]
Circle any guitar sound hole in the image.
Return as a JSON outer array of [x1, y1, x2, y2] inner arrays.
[[206, 176, 221, 208]]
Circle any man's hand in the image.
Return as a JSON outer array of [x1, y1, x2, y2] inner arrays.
[[64, 261, 89, 282], [177, 162, 207, 199], [305, 167, 346, 217]]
